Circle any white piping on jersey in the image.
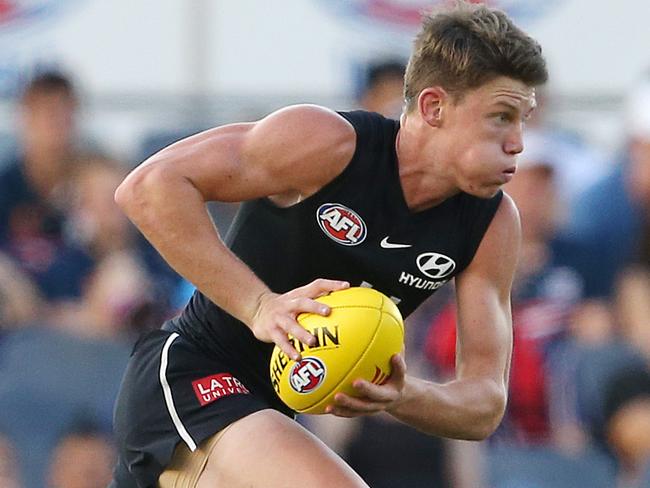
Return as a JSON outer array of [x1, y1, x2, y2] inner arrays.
[[159, 332, 197, 451]]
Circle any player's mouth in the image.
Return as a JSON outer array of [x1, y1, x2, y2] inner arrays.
[[501, 166, 517, 183]]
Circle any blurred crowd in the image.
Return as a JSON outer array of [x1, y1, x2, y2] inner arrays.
[[0, 64, 649, 488]]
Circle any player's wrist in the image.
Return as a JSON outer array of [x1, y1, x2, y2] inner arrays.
[[386, 374, 416, 415], [247, 289, 275, 327]]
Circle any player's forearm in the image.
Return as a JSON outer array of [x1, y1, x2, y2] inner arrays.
[[115, 164, 269, 326], [388, 375, 507, 441]]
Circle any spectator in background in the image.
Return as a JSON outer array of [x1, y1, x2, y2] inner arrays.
[[50, 250, 161, 341], [357, 59, 406, 118], [0, 251, 43, 335], [599, 367, 650, 487], [548, 299, 647, 456], [540, 81, 650, 455], [0, 252, 130, 488], [66, 158, 132, 258], [64, 156, 180, 310], [566, 80, 650, 298], [47, 425, 115, 488], [523, 88, 609, 219], [0, 70, 93, 300], [615, 266, 650, 363]]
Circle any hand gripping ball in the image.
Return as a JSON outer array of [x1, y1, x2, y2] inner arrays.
[[269, 287, 404, 414]]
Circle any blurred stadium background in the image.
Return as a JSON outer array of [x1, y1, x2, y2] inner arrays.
[[0, 1, 649, 487]]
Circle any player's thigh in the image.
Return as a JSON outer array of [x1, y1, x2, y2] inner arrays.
[[197, 409, 368, 488]]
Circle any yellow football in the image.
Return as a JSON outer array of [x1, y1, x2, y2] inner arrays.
[[269, 287, 404, 414]]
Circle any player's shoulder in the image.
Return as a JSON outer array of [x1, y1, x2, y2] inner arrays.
[[496, 192, 519, 223], [336, 109, 397, 134], [486, 192, 521, 247], [258, 104, 355, 142], [252, 104, 357, 166], [494, 192, 521, 228], [243, 105, 359, 195], [458, 192, 521, 284], [484, 191, 520, 237]]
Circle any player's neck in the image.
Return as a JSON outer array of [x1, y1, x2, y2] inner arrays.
[[396, 114, 459, 211]]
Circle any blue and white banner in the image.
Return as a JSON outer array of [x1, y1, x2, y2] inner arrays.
[[316, 0, 563, 30], [0, 0, 81, 31]]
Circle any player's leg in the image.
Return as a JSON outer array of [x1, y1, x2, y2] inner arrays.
[[196, 409, 368, 488]]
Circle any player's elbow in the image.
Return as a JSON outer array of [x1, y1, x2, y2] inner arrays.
[[114, 175, 134, 212], [114, 162, 171, 220], [466, 386, 507, 441], [114, 166, 148, 215], [468, 410, 506, 441]]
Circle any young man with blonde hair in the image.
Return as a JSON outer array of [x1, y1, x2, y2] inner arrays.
[[111, 3, 547, 487]]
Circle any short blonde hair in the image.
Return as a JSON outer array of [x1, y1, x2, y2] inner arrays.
[[404, 2, 547, 111]]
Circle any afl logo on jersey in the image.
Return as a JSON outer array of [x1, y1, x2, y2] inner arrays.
[[416, 252, 456, 279], [316, 203, 367, 246]]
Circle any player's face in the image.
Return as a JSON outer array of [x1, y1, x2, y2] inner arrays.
[[20, 91, 77, 153], [442, 77, 536, 198]]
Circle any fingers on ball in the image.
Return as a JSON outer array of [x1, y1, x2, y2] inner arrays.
[[293, 297, 330, 317], [304, 278, 350, 297]]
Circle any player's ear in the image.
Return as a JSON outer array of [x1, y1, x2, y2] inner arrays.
[[418, 87, 447, 128]]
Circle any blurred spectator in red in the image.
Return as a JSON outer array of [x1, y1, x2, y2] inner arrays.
[[47, 425, 115, 488], [0, 70, 93, 300], [357, 59, 406, 118], [426, 130, 585, 445], [566, 79, 650, 298], [544, 83, 650, 455]]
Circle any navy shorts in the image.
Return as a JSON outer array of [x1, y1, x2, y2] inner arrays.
[[110, 328, 291, 488]]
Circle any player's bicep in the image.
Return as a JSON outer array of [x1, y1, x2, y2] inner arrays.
[[453, 194, 520, 386], [139, 105, 355, 203], [152, 123, 264, 202]]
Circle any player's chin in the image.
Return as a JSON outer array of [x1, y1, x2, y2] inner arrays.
[[464, 182, 503, 199]]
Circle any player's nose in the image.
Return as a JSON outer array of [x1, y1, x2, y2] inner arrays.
[[504, 127, 524, 155]]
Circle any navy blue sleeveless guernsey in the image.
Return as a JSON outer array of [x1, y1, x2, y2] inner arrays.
[[165, 110, 503, 409]]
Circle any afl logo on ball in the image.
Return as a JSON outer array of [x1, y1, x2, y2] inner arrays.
[[416, 252, 456, 279], [289, 357, 326, 394], [317, 203, 367, 246]]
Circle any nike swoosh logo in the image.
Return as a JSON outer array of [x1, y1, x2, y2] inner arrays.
[[380, 237, 412, 249]]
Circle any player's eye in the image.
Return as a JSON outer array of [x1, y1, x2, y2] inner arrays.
[[497, 112, 513, 123]]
